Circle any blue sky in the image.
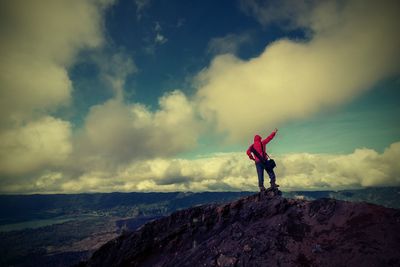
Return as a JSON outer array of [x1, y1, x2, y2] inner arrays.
[[71, 0, 306, 115], [0, 0, 399, 193]]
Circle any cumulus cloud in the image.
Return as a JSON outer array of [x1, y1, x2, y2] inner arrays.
[[93, 51, 137, 100], [3, 141, 399, 194], [0, 0, 198, 193], [0, 116, 72, 176], [0, 0, 113, 125], [72, 90, 202, 174], [195, 0, 400, 141], [207, 33, 252, 55], [278, 142, 400, 190], [0, 0, 115, 178]]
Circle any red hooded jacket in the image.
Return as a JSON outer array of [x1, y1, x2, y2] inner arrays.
[[246, 131, 276, 162]]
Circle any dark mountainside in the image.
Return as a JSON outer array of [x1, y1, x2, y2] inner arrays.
[[0, 192, 252, 267], [80, 189, 400, 267]]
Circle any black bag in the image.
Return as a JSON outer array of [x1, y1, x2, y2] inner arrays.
[[250, 143, 276, 170], [268, 159, 276, 169]]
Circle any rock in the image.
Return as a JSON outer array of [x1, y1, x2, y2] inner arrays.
[[216, 254, 238, 267], [80, 193, 400, 267], [263, 187, 282, 198], [312, 244, 323, 253], [243, 244, 252, 252]]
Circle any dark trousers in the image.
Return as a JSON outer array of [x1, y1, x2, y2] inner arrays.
[[255, 161, 276, 188]]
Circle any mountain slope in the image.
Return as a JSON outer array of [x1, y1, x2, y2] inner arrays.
[[80, 190, 400, 267]]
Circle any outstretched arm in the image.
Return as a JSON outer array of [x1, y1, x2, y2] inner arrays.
[[262, 128, 278, 145]]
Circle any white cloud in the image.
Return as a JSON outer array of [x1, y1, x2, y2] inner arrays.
[[0, 1, 116, 180], [0, 116, 72, 176], [4, 141, 399, 194], [195, 0, 400, 141], [72, 90, 202, 173], [68, 141, 400, 192], [278, 142, 400, 190], [92, 51, 137, 100], [0, 0, 114, 125]]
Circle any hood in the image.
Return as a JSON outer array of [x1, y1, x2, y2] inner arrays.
[[254, 135, 262, 142]]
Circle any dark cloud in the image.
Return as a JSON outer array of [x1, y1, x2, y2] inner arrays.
[[155, 176, 192, 186]]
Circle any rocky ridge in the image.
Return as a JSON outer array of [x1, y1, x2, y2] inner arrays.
[[80, 189, 400, 267]]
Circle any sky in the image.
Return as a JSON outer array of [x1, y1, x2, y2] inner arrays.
[[0, 0, 399, 194]]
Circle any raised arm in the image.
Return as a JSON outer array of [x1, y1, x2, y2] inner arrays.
[[262, 128, 278, 145]]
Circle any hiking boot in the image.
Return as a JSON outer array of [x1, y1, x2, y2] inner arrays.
[[270, 183, 279, 188], [259, 186, 266, 192]]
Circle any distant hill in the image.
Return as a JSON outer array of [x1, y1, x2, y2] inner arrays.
[[79, 190, 400, 267], [1, 187, 399, 225], [0, 192, 252, 225], [283, 186, 400, 209]]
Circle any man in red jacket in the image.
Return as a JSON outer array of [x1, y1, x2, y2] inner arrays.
[[246, 128, 278, 192]]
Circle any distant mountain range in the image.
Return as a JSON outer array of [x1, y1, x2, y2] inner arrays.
[[0, 187, 399, 267], [1, 187, 399, 224], [0, 192, 251, 226], [283, 186, 400, 209]]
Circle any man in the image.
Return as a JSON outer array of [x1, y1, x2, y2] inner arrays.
[[246, 128, 278, 192]]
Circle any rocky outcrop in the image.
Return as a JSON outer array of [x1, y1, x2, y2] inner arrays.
[[80, 189, 400, 267]]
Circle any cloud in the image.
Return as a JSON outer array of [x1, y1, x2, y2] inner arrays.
[[155, 33, 168, 45], [239, 0, 314, 29], [0, 1, 115, 183], [154, 21, 168, 45], [72, 90, 202, 173], [135, 0, 151, 20], [111, 140, 393, 192], [92, 51, 137, 100], [1, 0, 399, 195], [143, 21, 168, 54], [0, 0, 114, 126], [207, 33, 252, 55], [195, 0, 400, 141], [3, 141, 399, 194], [278, 142, 400, 190], [0, 116, 72, 176], [154, 21, 162, 32]]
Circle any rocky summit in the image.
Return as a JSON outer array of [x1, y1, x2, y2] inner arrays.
[[79, 188, 400, 267]]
